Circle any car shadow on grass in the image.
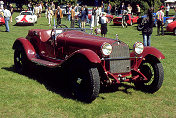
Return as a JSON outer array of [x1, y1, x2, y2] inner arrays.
[[2, 65, 141, 102]]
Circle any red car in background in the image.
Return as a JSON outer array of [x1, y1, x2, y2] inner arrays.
[[166, 20, 176, 35], [113, 14, 139, 26], [0, 14, 5, 25]]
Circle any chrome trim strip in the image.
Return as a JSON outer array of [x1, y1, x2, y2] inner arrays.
[[101, 56, 142, 61]]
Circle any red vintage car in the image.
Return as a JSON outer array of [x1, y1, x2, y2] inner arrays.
[[0, 14, 5, 25], [113, 14, 139, 26], [13, 26, 164, 102], [166, 20, 176, 35]]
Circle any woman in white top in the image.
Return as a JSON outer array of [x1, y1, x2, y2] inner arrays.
[[127, 4, 132, 14], [100, 12, 108, 37], [47, 7, 53, 26]]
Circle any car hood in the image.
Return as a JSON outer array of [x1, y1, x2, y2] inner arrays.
[[58, 30, 116, 47]]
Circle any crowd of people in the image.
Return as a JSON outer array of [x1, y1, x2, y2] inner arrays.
[[0, 1, 176, 46]]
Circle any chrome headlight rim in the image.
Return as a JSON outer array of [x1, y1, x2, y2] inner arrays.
[[101, 42, 113, 56], [134, 42, 144, 55]]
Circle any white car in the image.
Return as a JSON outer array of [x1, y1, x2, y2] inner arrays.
[[15, 11, 37, 25], [164, 16, 175, 27]]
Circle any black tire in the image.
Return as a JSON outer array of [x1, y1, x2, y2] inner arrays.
[[69, 59, 100, 102], [174, 28, 176, 36], [130, 20, 133, 26], [134, 59, 164, 93], [14, 47, 29, 74]]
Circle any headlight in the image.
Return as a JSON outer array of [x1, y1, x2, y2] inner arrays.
[[29, 18, 32, 21], [16, 18, 19, 20], [101, 43, 112, 56], [134, 42, 144, 55]]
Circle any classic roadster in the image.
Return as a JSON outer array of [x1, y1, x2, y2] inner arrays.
[[13, 27, 164, 102], [15, 11, 37, 25]]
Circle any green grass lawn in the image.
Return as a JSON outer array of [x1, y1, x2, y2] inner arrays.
[[0, 10, 176, 118]]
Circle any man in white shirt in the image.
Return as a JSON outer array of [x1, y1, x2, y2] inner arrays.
[[156, 8, 165, 36], [3, 6, 11, 32], [166, 4, 170, 17]]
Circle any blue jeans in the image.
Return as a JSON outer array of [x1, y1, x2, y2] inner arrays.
[[5, 17, 10, 32], [86, 15, 89, 23], [143, 34, 151, 46], [68, 14, 71, 21]]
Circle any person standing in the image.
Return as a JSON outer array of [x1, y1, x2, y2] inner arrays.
[[9, 4, 13, 23], [70, 6, 75, 28], [45, 2, 48, 18], [127, 4, 132, 14], [28, 2, 32, 11], [3, 6, 11, 32], [122, 10, 128, 28], [156, 8, 165, 36], [67, 5, 71, 21], [101, 1, 104, 12], [91, 7, 95, 28], [166, 4, 170, 17], [107, 3, 111, 14], [100, 12, 108, 37], [81, 7, 86, 29], [141, 8, 154, 46], [85, 5, 89, 24], [120, 2, 125, 14], [136, 4, 141, 16], [47, 7, 53, 26], [55, 6, 63, 25], [115, 4, 118, 16], [95, 7, 99, 26]]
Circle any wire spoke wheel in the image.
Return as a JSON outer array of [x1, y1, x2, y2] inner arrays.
[[134, 58, 164, 93], [14, 47, 28, 74]]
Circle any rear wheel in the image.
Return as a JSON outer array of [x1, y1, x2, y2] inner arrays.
[[134, 59, 164, 93], [14, 47, 28, 74], [69, 59, 100, 102]]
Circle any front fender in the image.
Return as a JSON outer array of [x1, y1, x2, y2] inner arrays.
[[65, 49, 101, 64], [13, 38, 36, 60], [130, 46, 165, 59], [130, 46, 165, 70]]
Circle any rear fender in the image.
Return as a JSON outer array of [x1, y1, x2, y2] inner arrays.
[[130, 46, 165, 69], [12, 38, 36, 60]]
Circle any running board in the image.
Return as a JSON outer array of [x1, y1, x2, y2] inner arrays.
[[31, 58, 62, 68]]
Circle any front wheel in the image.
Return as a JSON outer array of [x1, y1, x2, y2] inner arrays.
[[69, 59, 100, 102], [130, 20, 133, 26], [134, 59, 164, 93], [174, 28, 176, 36]]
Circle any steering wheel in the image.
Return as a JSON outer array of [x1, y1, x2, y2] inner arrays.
[[56, 24, 68, 28]]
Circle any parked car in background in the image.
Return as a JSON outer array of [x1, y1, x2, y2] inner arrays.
[[164, 16, 175, 27], [166, 20, 176, 35], [0, 14, 5, 25], [113, 14, 139, 26], [13, 27, 165, 102], [15, 11, 37, 25]]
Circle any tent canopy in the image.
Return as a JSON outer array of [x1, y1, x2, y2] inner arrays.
[[165, 0, 176, 3]]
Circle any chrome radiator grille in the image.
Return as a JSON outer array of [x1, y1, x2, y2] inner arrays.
[[109, 42, 131, 73]]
